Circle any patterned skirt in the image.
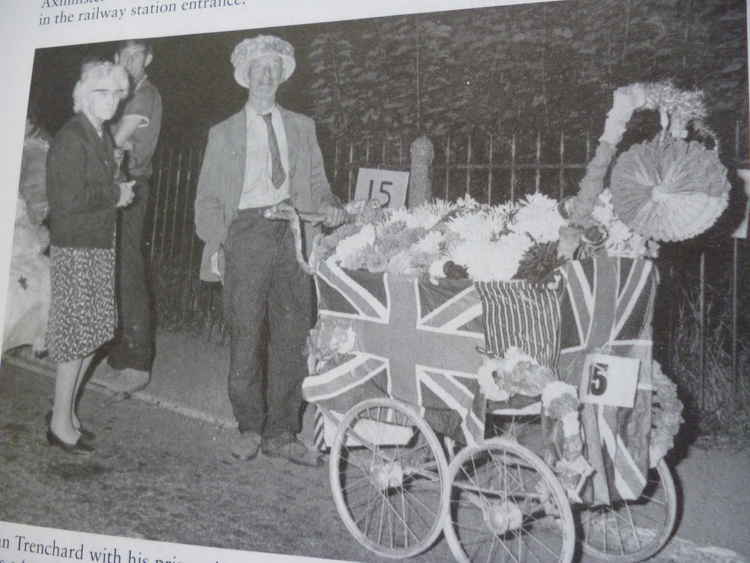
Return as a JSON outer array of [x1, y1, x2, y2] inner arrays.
[[46, 245, 116, 363]]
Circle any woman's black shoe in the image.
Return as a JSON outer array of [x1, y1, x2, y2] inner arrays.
[[45, 411, 96, 441], [46, 429, 95, 455]]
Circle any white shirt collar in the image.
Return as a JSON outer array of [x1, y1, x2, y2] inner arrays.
[[245, 102, 279, 119]]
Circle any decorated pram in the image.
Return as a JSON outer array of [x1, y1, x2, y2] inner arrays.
[[266, 81, 729, 562]]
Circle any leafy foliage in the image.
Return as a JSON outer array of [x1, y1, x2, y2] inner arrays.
[[305, 0, 746, 144]]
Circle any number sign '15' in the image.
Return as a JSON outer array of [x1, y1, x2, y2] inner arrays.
[[353, 168, 409, 209], [580, 353, 640, 408]]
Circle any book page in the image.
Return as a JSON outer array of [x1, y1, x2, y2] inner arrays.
[[0, 1, 747, 562]]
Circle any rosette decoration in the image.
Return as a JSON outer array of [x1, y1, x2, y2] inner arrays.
[[560, 80, 726, 254], [610, 137, 730, 241]]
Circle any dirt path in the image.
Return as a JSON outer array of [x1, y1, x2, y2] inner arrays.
[[1, 363, 747, 562], [670, 443, 750, 557]]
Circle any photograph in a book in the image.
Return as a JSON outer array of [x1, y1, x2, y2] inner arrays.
[[1, 1, 749, 562]]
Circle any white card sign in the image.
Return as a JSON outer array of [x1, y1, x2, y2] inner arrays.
[[353, 167, 409, 209], [580, 353, 640, 408]]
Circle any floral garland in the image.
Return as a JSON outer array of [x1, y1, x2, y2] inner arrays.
[[650, 360, 683, 466], [642, 80, 712, 143], [542, 381, 593, 503]]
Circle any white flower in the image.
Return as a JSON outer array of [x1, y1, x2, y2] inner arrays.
[[424, 198, 458, 219], [510, 193, 565, 243], [384, 207, 411, 226], [428, 258, 448, 282], [384, 203, 445, 230], [405, 206, 444, 230], [449, 232, 532, 281], [447, 208, 509, 242], [486, 201, 517, 228], [541, 381, 577, 405], [591, 189, 618, 225], [335, 224, 375, 269], [504, 346, 536, 366], [413, 231, 444, 255], [455, 194, 481, 210], [386, 251, 413, 275]]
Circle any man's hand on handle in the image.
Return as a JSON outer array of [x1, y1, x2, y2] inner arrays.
[[320, 203, 346, 228]]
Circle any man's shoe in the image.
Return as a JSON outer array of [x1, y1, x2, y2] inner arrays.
[[261, 432, 323, 467], [92, 368, 150, 394], [230, 431, 262, 461]]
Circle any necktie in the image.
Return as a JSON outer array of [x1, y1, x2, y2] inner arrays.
[[262, 113, 286, 189]]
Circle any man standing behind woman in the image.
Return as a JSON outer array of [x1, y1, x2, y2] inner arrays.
[[46, 61, 135, 453], [97, 39, 163, 394]]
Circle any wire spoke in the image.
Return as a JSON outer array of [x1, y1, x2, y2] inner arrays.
[[518, 521, 565, 559]]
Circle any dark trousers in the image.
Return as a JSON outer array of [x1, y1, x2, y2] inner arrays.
[[108, 178, 154, 372], [224, 208, 313, 438]]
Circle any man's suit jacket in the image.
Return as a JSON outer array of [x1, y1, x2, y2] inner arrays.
[[194, 106, 339, 282]]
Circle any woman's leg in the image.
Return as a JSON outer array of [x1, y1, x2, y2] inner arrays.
[[71, 353, 94, 430], [50, 359, 83, 444]]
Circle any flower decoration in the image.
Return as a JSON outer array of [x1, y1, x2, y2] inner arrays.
[[591, 189, 658, 258], [449, 232, 533, 282], [541, 381, 593, 502], [336, 224, 376, 269], [642, 80, 707, 140], [476, 347, 556, 402], [510, 193, 566, 243], [305, 317, 358, 375], [318, 193, 581, 283]]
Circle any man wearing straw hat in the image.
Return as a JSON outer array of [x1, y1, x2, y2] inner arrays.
[[195, 35, 344, 467]]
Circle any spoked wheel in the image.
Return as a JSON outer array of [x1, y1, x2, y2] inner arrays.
[[328, 398, 449, 559], [443, 437, 575, 563], [577, 459, 677, 562]]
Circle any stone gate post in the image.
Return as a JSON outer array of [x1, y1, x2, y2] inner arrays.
[[408, 135, 434, 208]]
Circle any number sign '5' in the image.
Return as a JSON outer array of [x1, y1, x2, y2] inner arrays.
[[353, 168, 409, 209], [580, 353, 640, 408]]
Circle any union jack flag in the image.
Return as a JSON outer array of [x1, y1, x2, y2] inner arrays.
[[303, 260, 487, 449], [558, 256, 658, 503]]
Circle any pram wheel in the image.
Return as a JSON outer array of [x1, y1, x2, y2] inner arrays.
[[443, 437, 575, 562], [328, 398, 448, 558], [576, 459, 677, 561]]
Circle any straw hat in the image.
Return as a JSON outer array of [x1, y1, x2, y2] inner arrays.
[[231, 35, 295, 88]]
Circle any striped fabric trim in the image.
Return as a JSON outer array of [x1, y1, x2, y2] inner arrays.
[[475, 280, 562, 370], [313, 407, 328, 452]]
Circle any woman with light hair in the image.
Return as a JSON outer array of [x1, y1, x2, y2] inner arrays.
[[45, 60, 135, 454]]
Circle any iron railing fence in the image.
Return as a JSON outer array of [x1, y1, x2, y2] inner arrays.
[[329, 130, 593, 205], [146, 122, 748, 415]]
